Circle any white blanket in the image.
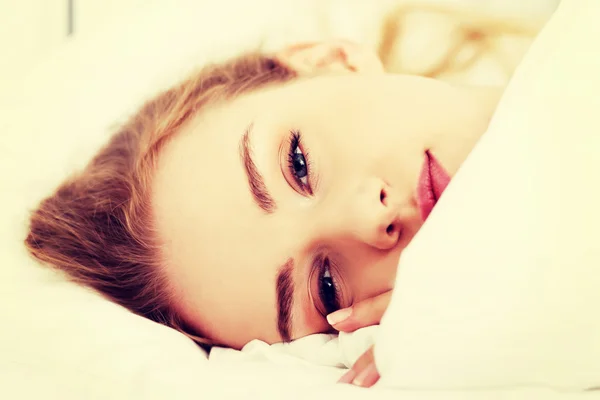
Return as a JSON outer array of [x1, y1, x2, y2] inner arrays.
[[210, 326, 377, 368], [376, 0, 600, 391]]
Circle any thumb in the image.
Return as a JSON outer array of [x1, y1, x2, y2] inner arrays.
[[326, 290, 392, 333]]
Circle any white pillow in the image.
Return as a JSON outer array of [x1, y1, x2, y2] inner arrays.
[[376, 0, 600, 391]]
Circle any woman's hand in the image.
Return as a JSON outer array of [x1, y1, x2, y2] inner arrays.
[[328, 290, 392, 388], [338, 345, 380, 387], [326, 290, 392, 333]]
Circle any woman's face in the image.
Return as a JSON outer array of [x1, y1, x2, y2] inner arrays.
[[152, 42, 497, 349]]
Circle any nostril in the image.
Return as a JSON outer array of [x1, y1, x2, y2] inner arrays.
[[386, 224, 395, 236]]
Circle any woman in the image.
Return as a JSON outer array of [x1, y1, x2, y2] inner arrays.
[[25, 38, 504, 386]]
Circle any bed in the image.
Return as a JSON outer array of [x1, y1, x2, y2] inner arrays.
[[1, 0, 598, 399]]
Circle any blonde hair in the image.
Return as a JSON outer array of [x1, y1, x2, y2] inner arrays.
[[25, 54, 297, 346]]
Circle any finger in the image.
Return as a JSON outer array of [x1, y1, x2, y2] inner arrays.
[[337, 368, 357, 384], [352, 346, 375, 372], [352, 362, 380, 388], [338, 347, 374, 384], [327, 291, 392, 332]]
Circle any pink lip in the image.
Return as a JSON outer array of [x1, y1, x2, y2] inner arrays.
[[416, 150, 451, 221]]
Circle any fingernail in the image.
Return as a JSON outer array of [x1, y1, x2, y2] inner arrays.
[[327, 307, 352, 326], [352, 363, 379, 387], [337, 368, 357, 384]]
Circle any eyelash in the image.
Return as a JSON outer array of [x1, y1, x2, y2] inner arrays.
[[286, 130, 313, 195], [318, 256, 341, 316]]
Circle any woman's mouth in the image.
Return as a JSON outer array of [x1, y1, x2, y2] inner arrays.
[[416, 150, 451, 221]]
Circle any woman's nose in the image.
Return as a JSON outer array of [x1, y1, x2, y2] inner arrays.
[[348, 179, 402, 250]]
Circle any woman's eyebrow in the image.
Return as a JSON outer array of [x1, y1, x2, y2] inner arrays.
[[240, 123, 277, 213], [275, 258, 295, 342]]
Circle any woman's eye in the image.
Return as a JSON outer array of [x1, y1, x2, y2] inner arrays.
[[291, 146, 308, 185], [319, 258, 340, 315], [286, 130, 313, 195]]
